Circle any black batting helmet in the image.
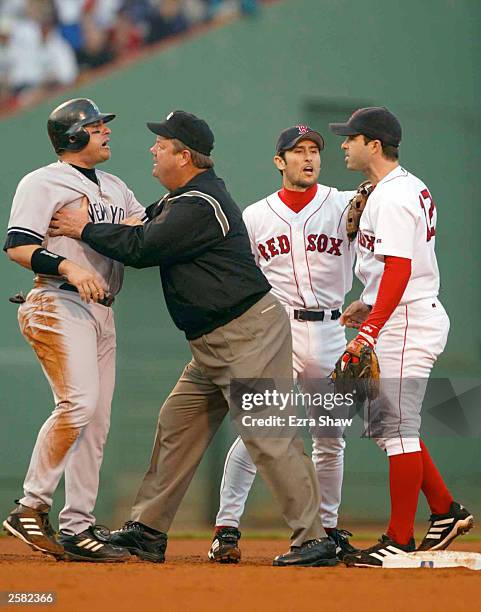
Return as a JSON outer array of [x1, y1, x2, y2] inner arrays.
[[47, 98, 116, 155]]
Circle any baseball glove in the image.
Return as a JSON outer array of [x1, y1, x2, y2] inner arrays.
[[346, 180, 374, 242], [331, 338, 380, 402]]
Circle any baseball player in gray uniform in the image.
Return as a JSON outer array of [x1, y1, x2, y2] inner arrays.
[[208, 125, 358, 563], [2, 98, 146, 562]]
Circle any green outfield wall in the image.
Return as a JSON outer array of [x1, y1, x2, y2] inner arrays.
[[1, 0, 480, 530]]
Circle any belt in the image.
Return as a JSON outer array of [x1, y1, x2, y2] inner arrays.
[[293, 308, 341, 322], [59, 283, 115, 307]]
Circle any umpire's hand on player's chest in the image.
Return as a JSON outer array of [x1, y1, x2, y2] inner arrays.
[[49, 195, 91, 239]]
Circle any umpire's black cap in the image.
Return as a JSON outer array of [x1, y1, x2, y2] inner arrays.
[[276, 125, 324, 154], [329, 107, 402, 147], [147, 110, 214, 155]]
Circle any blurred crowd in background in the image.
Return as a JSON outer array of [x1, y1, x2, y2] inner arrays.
[[0, 0, 258, 112]]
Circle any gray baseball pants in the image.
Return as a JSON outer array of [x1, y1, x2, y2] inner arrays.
[[17, 286, 116, 535]]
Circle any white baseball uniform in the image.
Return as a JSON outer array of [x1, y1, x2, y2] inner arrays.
[[4, 160, 146, 534], [216, 184, 355, 529], [356, 165, 449, 456]]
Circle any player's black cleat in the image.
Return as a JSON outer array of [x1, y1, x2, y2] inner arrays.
[[58, 525, 130, 562], [273, 537, 338, 567], [417, 501, 474, 551], [326, 528, 359, 560], [3, 501, 64, 557], [109, 521, 167, 563], [8, 292, 26, 304], [208, 527, 241, 563], [343, 534, 415, 568]]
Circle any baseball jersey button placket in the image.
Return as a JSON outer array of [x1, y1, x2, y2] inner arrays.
[[291, 219, 313, 308]]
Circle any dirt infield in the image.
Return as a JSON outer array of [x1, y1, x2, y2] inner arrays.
[[1, 537, 481, 612]]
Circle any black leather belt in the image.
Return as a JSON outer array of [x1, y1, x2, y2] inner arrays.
[[294, 308, 341, 322], [59, 283, 115, 307]]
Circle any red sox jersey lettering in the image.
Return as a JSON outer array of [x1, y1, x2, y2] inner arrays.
[[358, 231, 375, 252], [258, 235, 290, 260], [258, 233, 344, 261], [243, 185, 355, 309], [306, 234, 343, 256]]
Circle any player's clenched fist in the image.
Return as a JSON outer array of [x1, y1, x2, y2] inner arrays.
[[340, 299, 371, 328], [58, 260, 105, 304]]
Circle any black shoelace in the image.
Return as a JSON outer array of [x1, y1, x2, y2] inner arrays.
[[120, 521, 144, 531], [333, 529, 353, 541], [89, 524, 112, 542], [300, 538, 324, 549]]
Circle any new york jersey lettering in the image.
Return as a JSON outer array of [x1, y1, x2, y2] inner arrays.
[[89, 201, 126, 224]]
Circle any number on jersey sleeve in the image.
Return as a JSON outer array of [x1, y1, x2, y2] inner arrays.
[[419, 188, 436, 242]]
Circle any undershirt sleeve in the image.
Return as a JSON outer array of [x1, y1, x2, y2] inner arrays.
[[362, 255, 412, 331]]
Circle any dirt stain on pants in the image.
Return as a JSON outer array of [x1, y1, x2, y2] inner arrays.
[[19, 293, 80, 468]]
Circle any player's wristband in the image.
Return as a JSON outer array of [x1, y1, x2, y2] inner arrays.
[[357, 322, 380, 348], [30, 248, 66, 276]]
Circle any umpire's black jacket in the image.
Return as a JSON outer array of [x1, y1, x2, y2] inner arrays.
[[81, 168, 271, 339]]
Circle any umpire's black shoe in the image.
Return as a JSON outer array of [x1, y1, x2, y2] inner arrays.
[[208, 527, 241, 563], [273, 537, 338, 567], [326, 528, 359, 560], [58, 525, 130, 563], [3, 500, 64, 557], [109, 521, 167, 563]]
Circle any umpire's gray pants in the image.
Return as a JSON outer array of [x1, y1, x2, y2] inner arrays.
[[131, 292, 323, 547]]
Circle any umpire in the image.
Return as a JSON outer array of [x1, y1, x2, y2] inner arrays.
[[49, 110, 336, 567]]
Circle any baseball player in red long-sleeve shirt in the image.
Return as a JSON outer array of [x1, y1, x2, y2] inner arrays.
[[329, 107, 473, 567]]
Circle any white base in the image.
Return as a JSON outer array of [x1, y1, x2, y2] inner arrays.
[[382, 551, 481, 570]]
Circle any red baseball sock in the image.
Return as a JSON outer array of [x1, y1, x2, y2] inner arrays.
[[420, 440, 453, 514], [386, 451, 423, 545]]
